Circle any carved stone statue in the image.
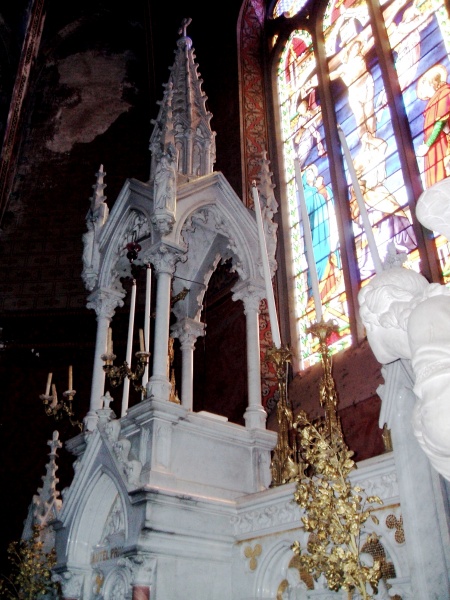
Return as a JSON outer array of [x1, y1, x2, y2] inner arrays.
[[409, 293, 450, 481], [359, 265, 450, 480], [358, 183, 450, 481], [416, 176, 450, 241], [154, 143, 177, 213], [358, 266, 442, 364]]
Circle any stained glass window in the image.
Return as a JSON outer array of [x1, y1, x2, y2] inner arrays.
[[278, 31, 350, 368], [382, 0, 450, 281], [272, 0, 309, 18], [274, 0, 450, 367], [324, 0, 418, 282]]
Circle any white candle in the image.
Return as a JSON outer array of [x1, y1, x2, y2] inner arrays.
[[107, 327, 113, 355], [251, 182, 282, 348], [294, 159, 323, 322], [139, 328, 145, 352], [51, 383, 57, 408], [337, 126, 383, 275], [122, 279, 137, 417], [142, 264, 152, 387], [45, 372, 52, 396], [126, 280, 137, 364], [68, 365, 73, 390]]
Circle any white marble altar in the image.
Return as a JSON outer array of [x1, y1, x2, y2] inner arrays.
[[21, 21, 450, 600]]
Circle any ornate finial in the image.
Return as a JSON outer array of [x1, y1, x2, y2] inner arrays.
[[178, 17, 192, 37], [48, 430, 62, 456]]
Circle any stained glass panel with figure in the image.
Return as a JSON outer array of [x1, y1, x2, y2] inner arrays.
[[324, 0, 418, 284], [382, 0, 450, 281], [278, 30, 350, 368]]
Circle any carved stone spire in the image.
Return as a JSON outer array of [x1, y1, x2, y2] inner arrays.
[[82, 164, 109, 291], [22, 431, 62, 550], [254, 151, 278, 274], [149, 18, 216, 184], [89, 163, 108, 217]]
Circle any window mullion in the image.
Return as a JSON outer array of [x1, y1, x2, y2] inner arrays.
[[367, 0, 440, 282], [313, 22, 365, 341]]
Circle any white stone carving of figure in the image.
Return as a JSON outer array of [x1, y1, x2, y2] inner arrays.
[[358, 265, 450, 480], [282, 567, 308, 599], [154, 143, 177, 213], [416, 176, 450, 243], [82, 221, 95, 270], [408, 293, 450, 480], [412, 177, 450, 479], [358, 267, 430, 364]]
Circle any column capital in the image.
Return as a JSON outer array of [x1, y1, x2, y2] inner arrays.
[[86, 287, 125, 320], [171, 317, 205, 349], [232, 280, 265, 314], [146, 242, 186, 276], [130, 553, 157, 587]]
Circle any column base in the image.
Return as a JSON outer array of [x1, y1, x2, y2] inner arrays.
[[244, 405, 267, 429], [147, 375, 171, 402], [83, 410, 99, 432]]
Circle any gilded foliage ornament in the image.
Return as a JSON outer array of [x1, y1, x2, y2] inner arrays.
[[0, 525, 61, 599], [292, 410, 383, 599]]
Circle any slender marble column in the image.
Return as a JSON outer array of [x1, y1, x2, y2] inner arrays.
[[233, 281, 267, 429], [85, 288, 124, 431], [171, 317, 205, 411], [147, 246, 180, 402], [142, 264, 152, 387]]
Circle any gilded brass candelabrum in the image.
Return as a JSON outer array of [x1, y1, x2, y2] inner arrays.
[[40, 385, 82, 430], [268, 344, 305, 486], [269, 319, 343, 487], [290, 319, 383, 599], [306, 318, 343, 439], [102, 350, 150, 394]]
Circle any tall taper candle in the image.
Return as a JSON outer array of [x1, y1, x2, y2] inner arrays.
[[68, 365, 73, 391], [126, 280, 137, 365], [251, 181, 282, 348], [45, 372, 52, 396], [122, 279, 137, 416], [107, 327, 113, 355], [142, 264, 151, 387], [337, 125, 383, 275], [294, 159, 323, 322], [51, 383, 57, 408]]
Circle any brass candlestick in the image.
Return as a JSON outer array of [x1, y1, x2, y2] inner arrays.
[[290, 318, 383, 599], [267, 344, 305, 486], [306, 319, 343, 439], [40, 386, 81, 430], [102, 351, 150, 394]]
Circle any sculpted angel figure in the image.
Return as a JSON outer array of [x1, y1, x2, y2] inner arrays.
[[358, 260, 450, 481]]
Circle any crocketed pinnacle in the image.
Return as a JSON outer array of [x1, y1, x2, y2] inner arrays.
[[149, 18, 216, 182]]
